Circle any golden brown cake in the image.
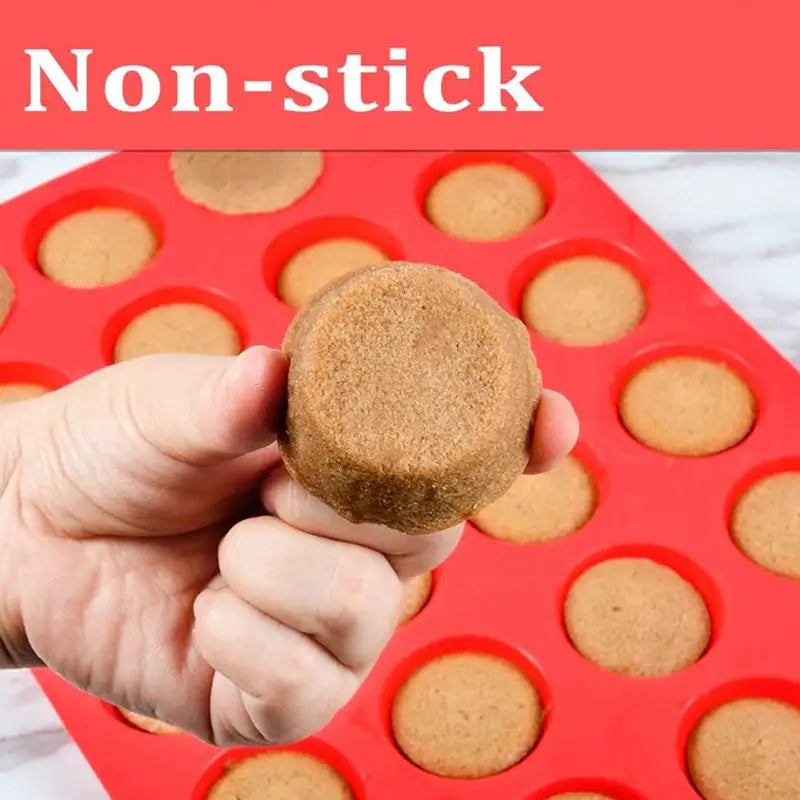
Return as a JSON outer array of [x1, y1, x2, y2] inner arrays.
[[400, 572, 433, 623], [564, 557, 710, 677], [391, 652, 542, 778], [619, 356, 755, 456], [425, 163, 546, 241], [521, 255, 645, 345], [38, 208, 157, 287], [171, 151, 322, 214], [281, 262, 540, 534], [117, 707, 183, 735], [114, 303, 241, 361]]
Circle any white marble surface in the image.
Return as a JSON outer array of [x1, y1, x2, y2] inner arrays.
[[0, 151, 798, 798]]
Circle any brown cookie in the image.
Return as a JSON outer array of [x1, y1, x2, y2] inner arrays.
[[425, 163, 546, 241], [549, 794, 613, 800], [564, 557, 710, 677], [38, 208, 157, 288], [0, 266, 15, 329], [731, 472, 800, 579], [619, 356, 756, 456], [391, 652, 542, 778], [116, 707, 183, 735], [278, 239, 387, 309], [170, 151, 323, 215], [207, 751, 353, 800], [521, 255, 645, 345], [281, 262, 540, 534], [688, 697, 800, 800], [0, 383, 49, 403], [114, 303, 241, 361], [472, 455, 596, 543], [400, 572, 433, 623]]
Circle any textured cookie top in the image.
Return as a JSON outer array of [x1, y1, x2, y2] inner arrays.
[[281, 262, 540, 532], [688, 697, 800, 800], [207, 751, 353, 800], [285, 262, 536, 474]]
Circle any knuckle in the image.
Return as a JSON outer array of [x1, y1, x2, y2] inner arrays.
[[218, 517, 265, 576], [321, 550, 400, 637], [257, 644, 316, 704]]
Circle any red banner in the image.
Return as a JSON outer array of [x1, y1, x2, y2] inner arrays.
[[1, 0, 797, 149]]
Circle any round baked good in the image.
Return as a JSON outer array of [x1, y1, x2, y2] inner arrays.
[[564, 557, 711, 677], [281, 262, 540, 534], [0, 266, 15, 329], [391, 651, 542, 778], [688, 697, 800, 800], [472, 455, 596, 543], [0, 383, 50, 403], [277, 238, 387, 309], [38, 208, 157, 287], [114, 303, 241, 361], [117, 707, 183, 735], [400, 572, 433, 623], [521, 255, 645, 345], [171, 151, 322, 215], [207, 751, 353, 800], [425, 163, 546, 241], [619, 356, 755, 456], [731, 471, 800, 579]]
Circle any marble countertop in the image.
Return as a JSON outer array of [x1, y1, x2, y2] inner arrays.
[[0, 151, 798, 798]]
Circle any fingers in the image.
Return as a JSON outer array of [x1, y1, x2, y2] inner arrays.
[[526, 389, 580, 473], [193, 586, 359, 745], [260, 467, 463, 579], [218, 516, 402, 667]]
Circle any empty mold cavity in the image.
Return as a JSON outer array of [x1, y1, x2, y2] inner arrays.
[[727, 458, 800, 580], [679, 678, 800, 800], [615, 345, 758, 458], [191, 739, 365, 800], [263, 217, 404, 309], [383, 636, 550, 779], [472, 442, 602, 545], [416, 152, 554, 242], [511, 239, 648, 346], [561, 545, 721, 678], [25, 189, 164, 288], [102, 287, 247, 364]]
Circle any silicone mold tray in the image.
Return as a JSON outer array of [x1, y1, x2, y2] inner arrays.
[[0, 151, 796, 800]]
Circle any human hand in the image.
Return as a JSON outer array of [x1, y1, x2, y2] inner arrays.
[[0, 346, 577, 745]]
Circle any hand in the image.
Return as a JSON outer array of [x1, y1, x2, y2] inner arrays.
[[0, 346, 577, 746]]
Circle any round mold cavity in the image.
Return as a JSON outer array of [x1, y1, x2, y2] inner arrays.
[[472, 439, 604, 547], [676, 677, 800, 790], [263, 216, 405, 308], [24, 189, 165, 283], [528, 777, 649, 800], [612, 343, 759, 458], [725, 457, 800, 580], [559, 544, 723, 675], [415, 151, 555, 240], [101, 701, 184, 736], [191, 738, 366, 800], [381, 635, 551, 775], [0, 265, 16, 330], [101, 286, 248, 365], [399, 569, 436, 625], [509, 239, 649, 345], [0, 362, 69, 392]]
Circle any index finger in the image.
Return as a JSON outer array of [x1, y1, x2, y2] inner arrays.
[[261, 466, 462, 579]]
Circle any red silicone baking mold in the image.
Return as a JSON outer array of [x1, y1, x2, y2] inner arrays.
[[0, 150, 796, 800]]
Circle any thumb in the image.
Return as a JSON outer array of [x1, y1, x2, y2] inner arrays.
[[11, 346, 287, 538], [96, 345, 288, 466]]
